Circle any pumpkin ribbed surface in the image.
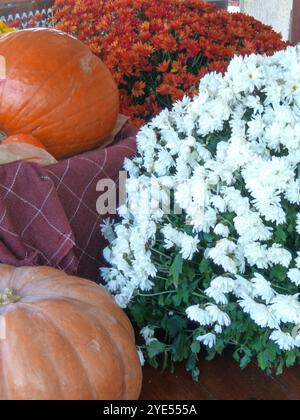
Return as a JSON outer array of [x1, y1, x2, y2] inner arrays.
[[0, 29, 119, 159], [2, 134, 46, 149], [0, 265, 142, 400]]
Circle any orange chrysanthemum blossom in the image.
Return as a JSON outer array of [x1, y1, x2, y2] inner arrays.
[[132, 81, 147, 98], [54, 0, 289, 126]]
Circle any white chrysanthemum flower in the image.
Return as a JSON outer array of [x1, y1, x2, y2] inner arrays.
[[124, 157, 141, 177], [154, 148, 175, 176], [137, 349, 145, 366], [214, 325, 223, 334], [214, 223, 230, 238], [162, 224, 200, 260], [270, 330, 295, 351], [285, 180, 300, 204], [100, 219, 116, 243], [141, 326, 157, 346], [267, 244, 292, 268], [234, 275, 255, 299], [295, 252, 300, 269], [198, 207, 217, 233], [234, 212, 273, 244], [288, 268, 300, 286], [103, 247, 112, 264], [297, 213, 300, 235], [251, 273, 276, 304], [206, 305, 231, 327], [209, 276, 236, 294], [210, 196, 227, 212], [244, 243, 269, 269], [205, 287, 228, 305], [249, 188, 286, 225], [270, 294, 300, 324], [179, 234, 200, 260], [115, 284, 135, 308], [186, 305, 211, 326], [196, 333, 216, 349], [222, 186, 250, 215], [206, 239, 238, 274], [239, 297, 279, 329]]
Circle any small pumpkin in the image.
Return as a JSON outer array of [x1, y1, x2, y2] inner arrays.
[[0, 265, 142, 400], [1, 134, 46, 150], [0, 29, 119, 159]]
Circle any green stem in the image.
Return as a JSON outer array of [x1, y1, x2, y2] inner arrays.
[[137, 290, 176, 297], [0, 289, 21, 305], [156, 276, 169, 281], [193, 291, 209, 300], [151, 247, 172, 260], [272, 283, 293, 293]]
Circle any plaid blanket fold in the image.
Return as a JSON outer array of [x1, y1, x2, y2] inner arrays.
[[0, 125, 137, 281]]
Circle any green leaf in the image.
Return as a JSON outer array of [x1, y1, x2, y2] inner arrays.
[[233, 349, 241, 363], [215, 339, 225, 355], [206, 350, 216, 361], [172, 293, 183, 307], [286, 351, 297, 368], [243, 108, 254, 122], [240, 350, 252, 369], [257, 348, 276, 371], [183, 224, 194, 235], [147, 341, 166, 358], [158, 293, 166, 307], [270, 266, 288, 282], [162, 315, 187, 338], [199, 258, 210, 274], [148, 357, 159, 369], [129, 302, 145, 326], [222, 212, 235, 223], [191, 341, 201, 354], [274, 226, 287, 244], [170, 254, 183, 288], [203, 233, 215, 244], [162, 351, 169, 372], [171, 334, 190, 362], [191, 367, 200, 382], [186, 352, 197, 372], [258, 353, 268, 371], [206, 135, 222, 154], [266, 346, 277, 364], [276, 359, 285, 376]]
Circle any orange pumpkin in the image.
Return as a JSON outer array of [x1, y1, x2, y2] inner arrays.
[[2, 134, 46, 150], [0, 265, 142, 400], [0, 29, 119, 159]]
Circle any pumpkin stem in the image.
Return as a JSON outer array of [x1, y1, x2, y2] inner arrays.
[[0, 289, 21, 305]]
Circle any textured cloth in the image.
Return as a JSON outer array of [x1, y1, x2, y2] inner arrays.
[[0, 125, 137, 281]]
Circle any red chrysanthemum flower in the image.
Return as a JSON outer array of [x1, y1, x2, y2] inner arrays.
[[53, 0, 289, 126]]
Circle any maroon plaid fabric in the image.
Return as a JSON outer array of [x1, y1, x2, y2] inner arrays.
[[0, 125, 137, 282]]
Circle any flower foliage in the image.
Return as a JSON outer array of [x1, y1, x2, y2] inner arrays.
[[53, 0, 288, 126], [102, 45, 300, 379]]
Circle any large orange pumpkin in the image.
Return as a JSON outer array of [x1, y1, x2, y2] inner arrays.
[[2, 134, 46, 150], [0, 29, 119, 159], [0, 265, 142, 400]]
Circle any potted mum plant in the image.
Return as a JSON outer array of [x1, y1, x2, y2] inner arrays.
[[102, 45, 300, 380], [54, 0, 286, 126]]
